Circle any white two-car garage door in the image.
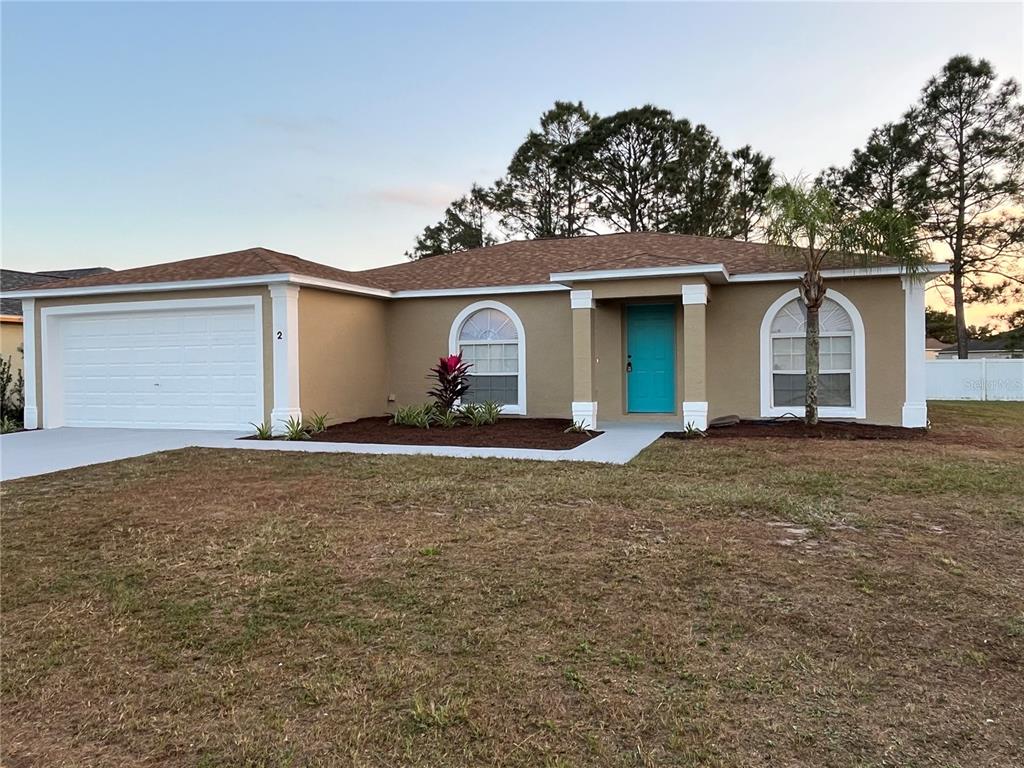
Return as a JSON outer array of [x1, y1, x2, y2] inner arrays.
[[47, 301, 263, 430]]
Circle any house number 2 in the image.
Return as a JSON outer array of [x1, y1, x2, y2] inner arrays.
[[276, 331, 283, 340]]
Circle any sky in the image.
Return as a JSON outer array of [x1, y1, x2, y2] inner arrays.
[[2, 1, 1022, 321]]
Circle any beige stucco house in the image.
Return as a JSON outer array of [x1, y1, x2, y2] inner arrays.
[[2, 233, 945, 433], [1, 314, 24, 377]]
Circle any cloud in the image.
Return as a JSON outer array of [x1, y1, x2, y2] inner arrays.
[[369, 183, 460, 209]]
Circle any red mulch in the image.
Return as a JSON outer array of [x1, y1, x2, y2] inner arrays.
[[246, 417, 601, 450], [667, 419, 927, 441]]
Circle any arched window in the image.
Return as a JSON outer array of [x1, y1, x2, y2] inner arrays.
[[449, 301, 526, 413], [760, 289, 865, 418]]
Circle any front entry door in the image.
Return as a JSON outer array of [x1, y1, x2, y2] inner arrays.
[[626, 304, 677, 413]]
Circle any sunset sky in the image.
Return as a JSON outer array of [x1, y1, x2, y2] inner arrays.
[[2, 2, 1021, 323]]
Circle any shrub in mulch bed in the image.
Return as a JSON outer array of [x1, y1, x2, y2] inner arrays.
[[666, 419, 928, 441], [244, 416, 602, 450]]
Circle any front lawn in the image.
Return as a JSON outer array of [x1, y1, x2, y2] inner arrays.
[[2, 402, 1022, 767]]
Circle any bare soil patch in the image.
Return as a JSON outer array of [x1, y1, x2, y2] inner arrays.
[[246, 416, 600, 449], [668, 418, 927, 441]]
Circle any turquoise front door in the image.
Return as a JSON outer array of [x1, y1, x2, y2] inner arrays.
[[626, 304, 677, 413]]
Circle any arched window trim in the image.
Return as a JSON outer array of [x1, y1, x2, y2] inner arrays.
[[449, 300, 526, 415], [759, 288, 866, 419]]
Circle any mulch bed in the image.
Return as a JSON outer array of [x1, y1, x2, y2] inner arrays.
[[246, 416, 601, 450], [667, 419, 928, 441]]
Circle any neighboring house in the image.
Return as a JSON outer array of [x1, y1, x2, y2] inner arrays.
[[0, 268, 112, 378], [935, 331, 1023, 359], [1, 233, 947, 433], [925, 337, 946, 360]]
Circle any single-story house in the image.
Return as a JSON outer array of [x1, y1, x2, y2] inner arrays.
[[1, 268, 113, 378], [925, 337, 947, 360], [935, 331, 1023, 359], [1, 233, 947, 433]]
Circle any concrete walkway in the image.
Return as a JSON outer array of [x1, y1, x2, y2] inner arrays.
[[1, 422, 675, 481], [223, 421, 676, 464]]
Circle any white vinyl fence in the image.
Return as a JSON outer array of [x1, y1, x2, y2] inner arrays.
[[926, 359, 1024, 401]]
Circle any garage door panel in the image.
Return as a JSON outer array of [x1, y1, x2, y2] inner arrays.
[[53, 304, 262, 430]]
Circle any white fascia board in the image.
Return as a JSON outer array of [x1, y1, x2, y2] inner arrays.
[[0, 272, 391, 300], [550, 264, 730, 283], [730, 262, 950, 283], [0, 273, 290, 299], [393, 283, 568, 298], [286, 274, 392, 297]]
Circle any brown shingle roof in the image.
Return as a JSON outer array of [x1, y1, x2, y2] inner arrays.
[[358, 233, 895, 291], [4, 235, 910, 296], [16, 247, 388, 292], [1, 267, 112, 314]]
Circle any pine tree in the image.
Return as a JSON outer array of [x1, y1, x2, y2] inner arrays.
[[916, 55, 1024, 358], [405, 184, 495, 260]]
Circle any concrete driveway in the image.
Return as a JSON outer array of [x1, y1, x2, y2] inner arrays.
[[0, 428, 246, 481]]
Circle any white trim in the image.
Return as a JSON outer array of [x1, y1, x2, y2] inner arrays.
[[394, 283, 567, 298], [758, 288, 867, 419], [4, 273, 286, 300], [570, 290, 595, 310], [36, 295, 263, 318], [731, 263, 949, 283], [681, 284, 709, 305], [1, 261, 952, 303], [21, 298, 38, 429], [682, 401, 708, 430], [449, 300, 527, 415], [571, 401, 598, 430], [550, 264, 730, 283], [2, 275, 554, 302], [287, 274, 391, 298], [269, 284, 301, 433], [1, 272, 389, 300], [901, 275, 928, 427], [38, 295, 265, 430]]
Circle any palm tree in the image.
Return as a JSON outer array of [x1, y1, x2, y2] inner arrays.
[[763, 181, 927, 424]]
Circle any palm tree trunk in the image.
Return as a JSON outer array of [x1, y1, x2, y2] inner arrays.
[[805, 305, 820, 426]]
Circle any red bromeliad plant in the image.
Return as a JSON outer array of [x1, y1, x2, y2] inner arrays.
[[427, 352, 473, 412]]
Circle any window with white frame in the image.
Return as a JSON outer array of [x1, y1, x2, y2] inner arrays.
[[457, 307, 520, 406], [770, 297, 854, 408]]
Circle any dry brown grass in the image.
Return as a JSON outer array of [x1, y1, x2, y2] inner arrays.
[[2, 402, 1022, 767]]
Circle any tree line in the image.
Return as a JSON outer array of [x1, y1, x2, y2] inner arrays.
[[408, 55, 1023, 359], [406, 102, 773, 256]]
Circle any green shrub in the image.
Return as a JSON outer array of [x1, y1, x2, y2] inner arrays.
[[250, 421, 274, 440], [459, 403, 487, 427], [0, 356, 24, 423], [283, 415, 310, 441], [460, 400, 501, 427], [434, 408, 459, 429], [679, 421, 707, 440], [306, 411, 329, 434], [480, 401, 502, 425], [564, 419, 591, 434], [1, 415, 21, 434], [392, 403, 436, 429]]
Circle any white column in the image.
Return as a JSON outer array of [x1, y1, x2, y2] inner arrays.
[[901, 275, 928, 428], [570, 290, 597, 429], [21, 298, 39, 429], [269, 284, 301, 434], [681, 284, 709, 430]]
